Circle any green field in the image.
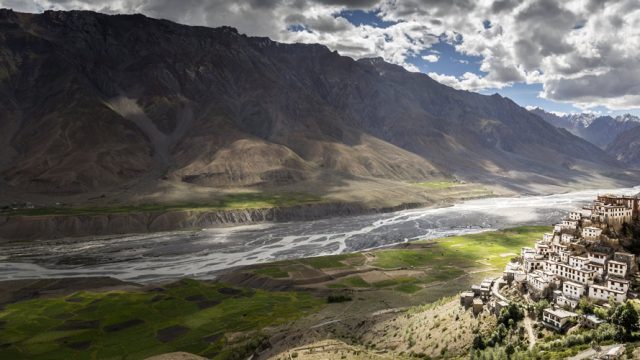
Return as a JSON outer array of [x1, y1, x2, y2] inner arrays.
[[374, 226, 546, 270], [413, 181, 460, 189], [1, 192, 322, 217], [251, 226, 549, 291], [0, 279, 323, 360]]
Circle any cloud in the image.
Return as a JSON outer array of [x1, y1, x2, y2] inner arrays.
[[427, 71, 511, 91], [2, 0, 640, 109], [421, 54, 439, 62]]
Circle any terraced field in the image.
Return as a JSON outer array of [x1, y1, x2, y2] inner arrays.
[[0, 279, 323, 360], [244, 226, 549, 296]]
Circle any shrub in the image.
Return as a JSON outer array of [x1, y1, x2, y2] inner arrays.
[[327, 295, 352, 303]]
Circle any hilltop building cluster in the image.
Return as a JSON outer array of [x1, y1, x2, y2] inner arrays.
[[462, 194, 640, 332]]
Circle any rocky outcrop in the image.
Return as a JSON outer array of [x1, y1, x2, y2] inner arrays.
[[0, 202, 422, 241]]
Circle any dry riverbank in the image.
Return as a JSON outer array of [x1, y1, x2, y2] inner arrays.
[[0, 182, 495, 241]]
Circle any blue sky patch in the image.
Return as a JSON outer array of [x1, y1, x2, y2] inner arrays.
[[337, 10, 398, 29], [337, 9, 638, 116]]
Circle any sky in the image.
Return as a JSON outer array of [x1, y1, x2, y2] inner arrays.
[[2, 0, 640, 117]]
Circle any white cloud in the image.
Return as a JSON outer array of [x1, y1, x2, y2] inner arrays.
[[428, 71, 511, 91], [3, 0, 640, 110], [421, 54, 439, 62]]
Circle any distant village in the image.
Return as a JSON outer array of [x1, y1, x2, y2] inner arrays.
[[462, 194, 640, 337]]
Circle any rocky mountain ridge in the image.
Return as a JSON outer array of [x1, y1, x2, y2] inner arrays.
[[0, 9, 635, 207], [607, 126, 640, 167], [530, 107, 640, 149]]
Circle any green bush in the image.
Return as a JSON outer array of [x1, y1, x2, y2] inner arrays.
[[327, 294, 352, 303]]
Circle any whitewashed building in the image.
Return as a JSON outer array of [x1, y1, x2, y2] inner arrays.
[[607, 260, 627, 278], [543, 308, 577, 331], [562, 281, 585, 300], [561, 233, 575, 243], [607, 278, 629, 293], [546, 260, 596, 285], [568, 255, 588, 268], [588, 284, 626, 303], [582, 226, 603, 241], [587, 252, 609, 264]]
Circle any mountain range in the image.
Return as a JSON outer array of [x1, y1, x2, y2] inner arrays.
[[0, 9, 637, 207], [607, 126, 640, 167], [529, 108, 640, 149]]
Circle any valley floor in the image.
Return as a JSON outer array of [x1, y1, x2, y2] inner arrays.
[[0, 179, 496, 241], [0, 227, 548, 360]]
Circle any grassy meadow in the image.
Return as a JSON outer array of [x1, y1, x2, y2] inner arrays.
[[0, 279, 323, 360], [252, 226, 549, 294]]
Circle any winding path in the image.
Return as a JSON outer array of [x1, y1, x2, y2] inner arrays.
[[523, 316, 536, 350]]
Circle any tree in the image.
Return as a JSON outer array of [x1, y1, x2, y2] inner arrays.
[[505, 343, 515, 359], [610, 301, 639, 339], [533, 299, 550, 320], [577, 298, 594, 315], [498, 303, 524, 328], [472, 334, 485, 350]]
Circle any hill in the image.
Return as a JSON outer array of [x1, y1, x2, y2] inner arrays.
[[0, 9, 635, 210]]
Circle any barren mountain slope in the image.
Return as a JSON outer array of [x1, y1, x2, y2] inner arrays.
[[608, 126, 640, 167], [0, 9, 635, 205]]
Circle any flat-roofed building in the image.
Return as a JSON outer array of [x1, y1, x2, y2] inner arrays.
[[524, 256, 546, 273], [561, 220, 578, 230], [542, 308, 577, 331], [535, 242, 550, 255], [521, 247, 535, 257], [552, 243, 568, 253], [613, 252, 636, 273], [583, 314, 605, 329], [473, 298, 484, 315], [569, 211, 582, 221], [587, 252, 609, 264], [588, 284, 626, 303], [527, 271, 550, 293], [607, 260, 627, 278], [568, 255, 588, 268], [562, 281, 585, 300], [607, 277, 629, 293], [561, 233, 575, 243], [596, 195, 639, 215], [460, 291, 475, 308], [543, 233, 554, 242], [582, 226, 603, 241], [556, 295, 578, 309], [585, 261, 605, 277], [546, 260, 596, 285], [593, 203, 633, 228]]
